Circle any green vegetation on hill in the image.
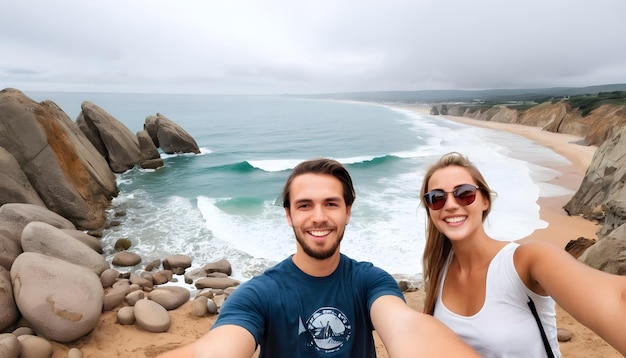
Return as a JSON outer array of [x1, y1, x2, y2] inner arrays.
[[293, 84, 626, 105], [563, 91, 626, 116]]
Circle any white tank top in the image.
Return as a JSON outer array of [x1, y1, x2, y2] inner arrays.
[[434, 243, 561, 357]]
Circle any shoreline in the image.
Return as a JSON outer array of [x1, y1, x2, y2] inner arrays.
[[50, 104, 619, 357]]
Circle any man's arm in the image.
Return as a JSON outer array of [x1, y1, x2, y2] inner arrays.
[[371, 295, 480, 358], [156, 324, 257, 358]]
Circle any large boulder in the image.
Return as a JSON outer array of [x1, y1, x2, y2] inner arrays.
[[0, 203, 75, 245], [0, 232, 21, 271], [564, 237, 596, 259], [21, 222, 109, 275], [0, 333, 20, 358], [579, 223, 626, 275], [0, 89, 117, 229], [0, 146, 45, 207], [77, 101, 141, 173], [144, 113, 200, 154], [10, 252, 104, 343], [43, 99, 118, 207], [0, 266, 19, 331], [136, 130, 163, 169], [61, 229, 103, 253], [564, 126, 626, 237]]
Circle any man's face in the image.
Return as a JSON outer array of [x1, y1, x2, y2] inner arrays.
[[285, 173, 351, 260]]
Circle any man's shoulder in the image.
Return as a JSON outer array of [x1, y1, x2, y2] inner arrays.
[[244, 257, 294, 286], [340, 254, 379, 272]]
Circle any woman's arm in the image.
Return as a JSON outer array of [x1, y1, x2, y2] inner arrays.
[[516, 241, 626, 355], [370, 295, 481, 357], [156, 324, 257, 358]]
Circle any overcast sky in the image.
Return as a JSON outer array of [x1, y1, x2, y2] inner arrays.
[[2, 0, 626, 95]]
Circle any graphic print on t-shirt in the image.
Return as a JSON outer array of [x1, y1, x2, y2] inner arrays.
[[300, 307, 352, 353]]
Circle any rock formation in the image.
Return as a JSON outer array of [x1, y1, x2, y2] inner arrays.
[[144, 113, 200, 154], [431, 101, 626, 146], [564, 125, 626, 237], [10, 252, 104, 342], [0, 88, 216, 355], [77, 101, 142, 173], [136, 130, 164, 169], [579, 224, 626, 275], [0, 89, 118, 230]]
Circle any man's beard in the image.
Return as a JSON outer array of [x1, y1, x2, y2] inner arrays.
[[294, 228, 343, 260]]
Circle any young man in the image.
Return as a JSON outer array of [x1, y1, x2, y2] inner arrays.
[[157, 158, 479, 357]]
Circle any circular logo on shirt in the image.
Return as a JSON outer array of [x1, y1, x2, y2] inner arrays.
[[304, 307, 352, 353]]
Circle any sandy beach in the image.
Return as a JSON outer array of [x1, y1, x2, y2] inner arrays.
[[49, 106, 620, 357]]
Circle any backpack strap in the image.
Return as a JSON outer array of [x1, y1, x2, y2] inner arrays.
[[527, 296, 555, 358]]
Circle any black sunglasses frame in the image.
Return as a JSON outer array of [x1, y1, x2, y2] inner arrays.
[[423, 184, 481, 210]]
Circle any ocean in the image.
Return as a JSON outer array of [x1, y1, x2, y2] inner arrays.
[[26, 91, 573, 286]]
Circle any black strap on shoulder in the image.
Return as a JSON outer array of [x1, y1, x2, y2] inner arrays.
[[527, 296, 555, 358]]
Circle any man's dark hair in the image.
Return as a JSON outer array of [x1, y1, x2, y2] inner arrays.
[[282, 158, 356, 208]]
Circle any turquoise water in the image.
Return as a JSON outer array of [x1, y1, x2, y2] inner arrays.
[[26, 92, 573, 285]]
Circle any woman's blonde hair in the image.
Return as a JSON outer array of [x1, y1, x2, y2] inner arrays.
[[420, 152, 494, 314]]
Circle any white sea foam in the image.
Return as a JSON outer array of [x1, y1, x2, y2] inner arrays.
[[160, 147, 212, 159], [197, 196, 291, 264], [249, 155, 392, 172], [248, 159, 302, 172]]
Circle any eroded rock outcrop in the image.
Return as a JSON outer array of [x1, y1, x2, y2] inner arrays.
[[0, 147, 45, 207], [77, 101, 141, 173], [144, 113, 200, 154], [564, 125, 626, 236], [579, 223, 626, 275], [432, 101, 626, 147], [0, 89, 118, 230], [136, 130, 164, 169], [564, 237, 597, 259]]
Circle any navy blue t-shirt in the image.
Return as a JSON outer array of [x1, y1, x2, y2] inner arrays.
[[212, 254, 404, 357]]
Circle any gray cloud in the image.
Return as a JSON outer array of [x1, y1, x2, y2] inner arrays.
[[1, 0, 625, 94]]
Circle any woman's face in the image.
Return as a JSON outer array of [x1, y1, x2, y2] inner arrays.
[[426, 166, 489, 243]]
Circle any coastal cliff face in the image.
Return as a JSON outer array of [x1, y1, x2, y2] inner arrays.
[[564, 125, 626, 237], [438, 101, 626, 146], [432, 101, 626, 271]]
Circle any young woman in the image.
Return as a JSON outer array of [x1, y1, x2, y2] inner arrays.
[[420, 151, 626, 357]]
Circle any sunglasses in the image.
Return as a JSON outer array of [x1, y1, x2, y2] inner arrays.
[[423, 184, 481, 210]]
